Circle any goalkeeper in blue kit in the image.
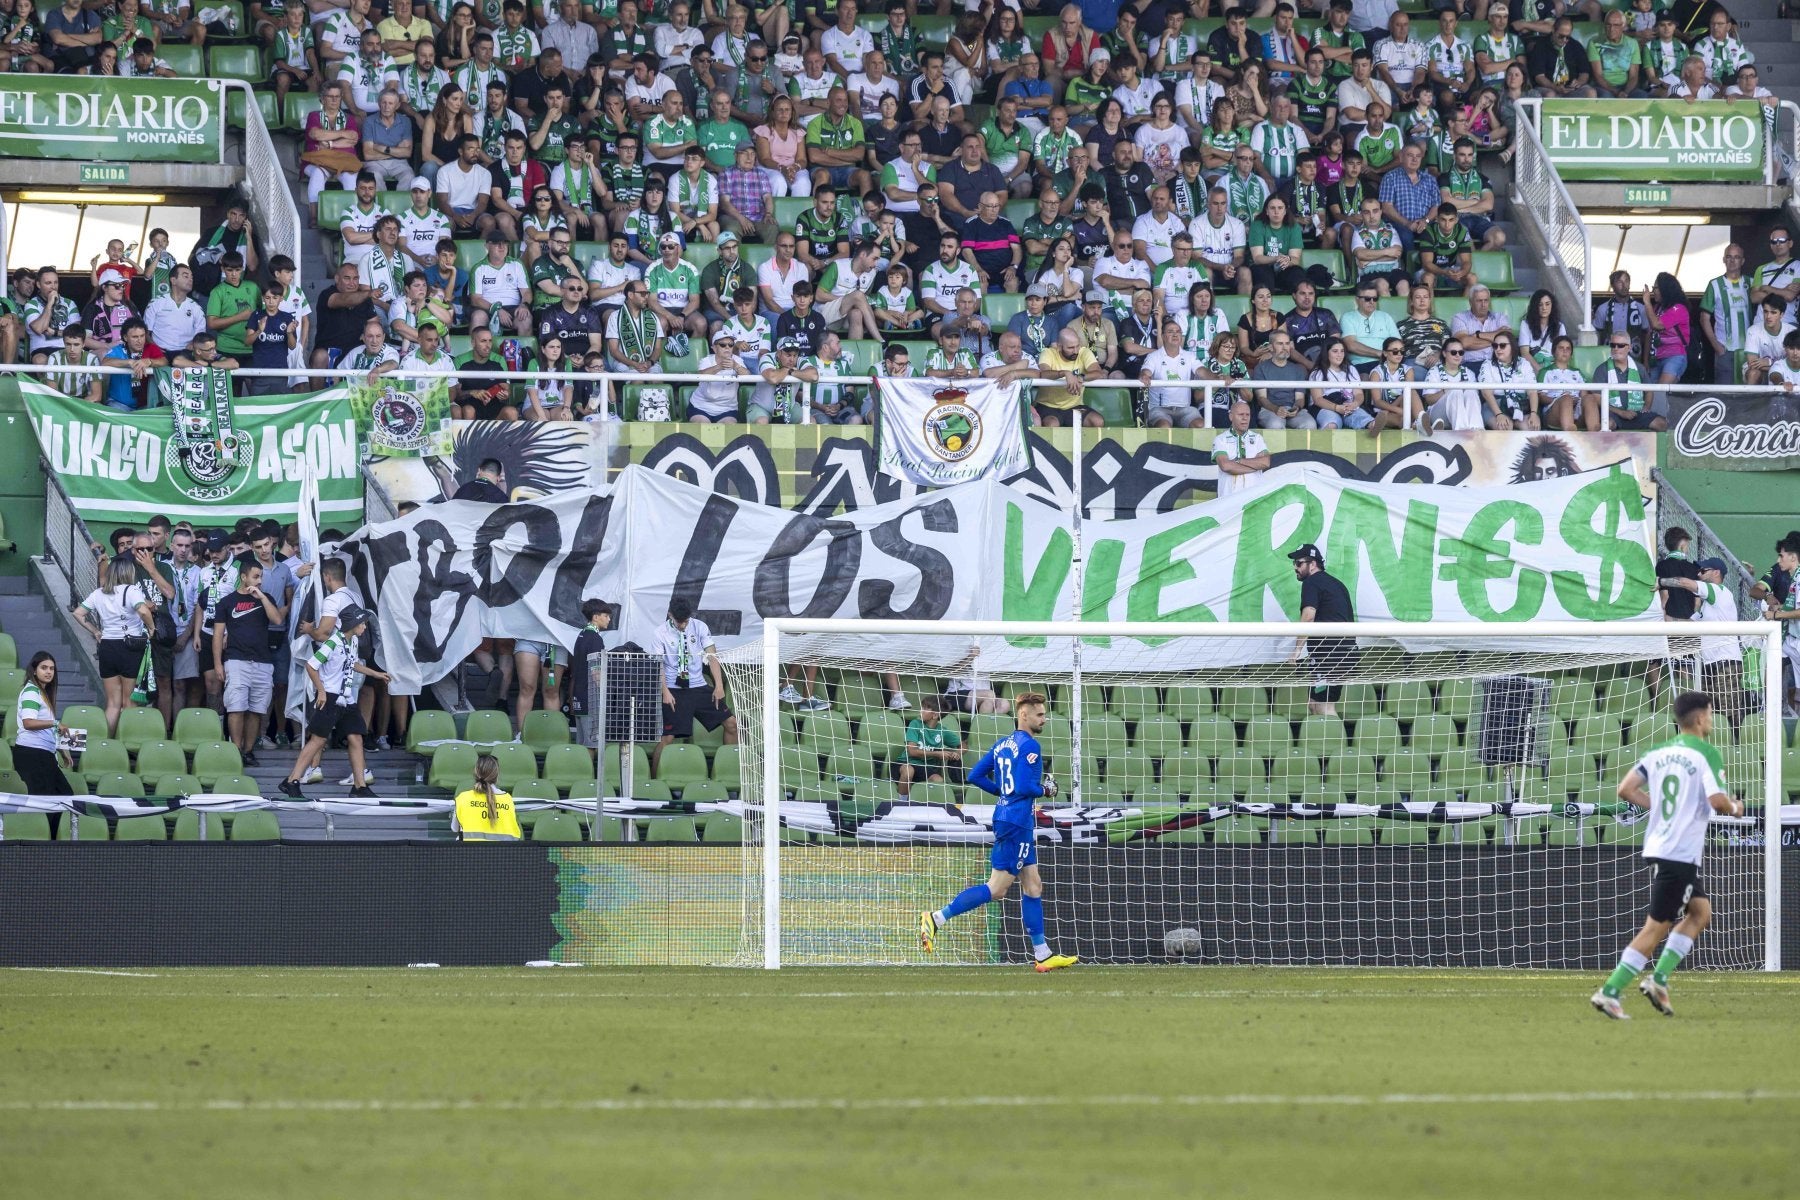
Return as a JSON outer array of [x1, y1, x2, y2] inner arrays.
[[918, 692, 1079, 972]]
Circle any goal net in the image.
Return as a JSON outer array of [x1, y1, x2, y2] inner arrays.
[[720, 620, 1782, 970]]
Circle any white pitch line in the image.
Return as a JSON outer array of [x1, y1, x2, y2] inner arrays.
[[6, 968, 161, 978], [2, 1090, 1796, 1115]]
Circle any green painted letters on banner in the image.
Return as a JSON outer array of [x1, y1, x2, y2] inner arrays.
[[1538, 99, 1765, 182], [0, 76, 226, 163], [21, 379, 364, 527]]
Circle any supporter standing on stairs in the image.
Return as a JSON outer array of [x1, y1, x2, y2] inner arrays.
[[280, 606, 387, 800]]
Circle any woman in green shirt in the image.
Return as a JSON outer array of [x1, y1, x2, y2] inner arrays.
[[1063, 54, 1111, 123], [1247, 195, 1305, 294], [1199, 97, 1243, 181]]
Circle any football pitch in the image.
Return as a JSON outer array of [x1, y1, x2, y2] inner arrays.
[[4, 966, 1798, 1198]]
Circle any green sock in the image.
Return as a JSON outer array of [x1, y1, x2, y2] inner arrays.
[[1602, 948, 1650, 998], [1652, 932, 1694, 986]]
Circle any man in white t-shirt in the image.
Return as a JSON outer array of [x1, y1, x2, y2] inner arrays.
[[689, 327, 745, 423], [468, 232, 531, 333], [397, 177, 451, 269], [1141, 318, 1203, 427], [1131, 186, 1186, 266], [652, 597, 738, 774], [1212, 396, 1271, 495], [1659, 556, 1745, 722]]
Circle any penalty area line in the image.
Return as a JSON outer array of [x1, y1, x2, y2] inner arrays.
[[5, 1090, 1798, 1115]]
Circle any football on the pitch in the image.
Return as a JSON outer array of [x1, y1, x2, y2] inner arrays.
[[1163, 928, 1204, 958]]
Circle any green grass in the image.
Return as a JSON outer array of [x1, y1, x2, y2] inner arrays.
[[3, 967, 1798, 1198]]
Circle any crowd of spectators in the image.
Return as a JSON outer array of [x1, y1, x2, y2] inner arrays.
[[0, 0, 1783, 432]]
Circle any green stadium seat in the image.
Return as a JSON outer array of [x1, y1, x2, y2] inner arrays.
[[1109, 685, 1159, 722], [62, 705, 109, 744], [113, 814, 166, 841], [912, 781, 961, 809], [1436, 748, 1486, 791], [1408, 713, 1458, 758], [1132, 714, 1183, 758], [1186, 714, 1236, 758], [602, 744, 653, 793], [1086, 714, 1128, 756], [1336, 682, 1379, 722], [774, 197, 811, 230], [230, 810, 281, 841], [703, 811, 745, 842], [190, 741, 245, 788], [1211, 816, 1266, 845], [173, 807, 225, 841], [1325, 753, 1381, 799], [1164, 686, 1213, 721], [1084, 387, 1133, 425], [656, 743, 710, 783], [1382, 682, 1432, 721], [228, 89, 281, 131], [0, 633, 16, 669], [1243, 714, 1292, 760], [407, 709, 458, 751], [982, 293, 1026, 325], [428, 743, 480, 790], [57, 808, 106, 839], [160, 43, 203, 76], [134, 742, 189, 787], [284, 91, 322, 132], [781, 745, 822, 791], [80, 739, 132, 786], [174, 708, 224, 754], [631, 779, 674, 802], [120, 704, 170, 758], [1381, 821, 1437, 846], [3, 811, 52, 840], [646, 815, 699, 842], [521, 711, 572, 753], [1469, 251, 1516, 293], [531, 811, 586, 841], [1102, 755, 1153, 795], [800, 710, 852, 749], [1213, 749, 1262, 796], [1298, 715, 1347, 759], [1268, 685, 1313, 720], [827, 745, 875, 783], [1269, 755, 1320, 796], [1322, 819, 1375, 845], [154, 774, 202, 797], [1217, 686, 1268, 722], [680, 781, 731, 805], [487, 744, 539, 787], [1600, 677, 1650, 720], [856, 711, 908, 763], [711, 744, 742, 788], [207, 44, 264, 85], [93, 771, 144, 798], [1303, 247, 1351, 290], [1548, 818, 1591, 847], [463, 711, 514, 744], [211, 775, 261, 796], [741, 243, 775, 270], [1383, 750, 1432, 797], [508, 779, 561, 802], [1437, 678, 1478, 723]]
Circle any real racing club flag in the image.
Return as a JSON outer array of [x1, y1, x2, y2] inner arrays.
[[874, 376, 1032, 487]]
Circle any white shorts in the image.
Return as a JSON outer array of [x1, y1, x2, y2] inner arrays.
[[223, 660, 274, 715], [816, 294, 855, 328]]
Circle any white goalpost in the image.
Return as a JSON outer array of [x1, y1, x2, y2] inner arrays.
[[724, 619, 1785, 972]]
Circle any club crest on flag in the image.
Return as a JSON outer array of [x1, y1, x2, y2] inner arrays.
[[373, 385, 429, 450], [924, 387, 983, 462]]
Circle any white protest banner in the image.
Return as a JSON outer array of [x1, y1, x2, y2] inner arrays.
[[874, 376, 1032, 487], [338, 462, 1659, 694]]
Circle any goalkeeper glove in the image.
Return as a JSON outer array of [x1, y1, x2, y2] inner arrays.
[[1041, 774, 1059, 799]]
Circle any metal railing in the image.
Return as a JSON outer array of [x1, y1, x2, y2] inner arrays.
[[37, 459, 103, 657], [1781, 101, 1800, 226], [5, 361, 1782, 435], [1512, 98, 1595, 337], [228, 80, 303, 291]]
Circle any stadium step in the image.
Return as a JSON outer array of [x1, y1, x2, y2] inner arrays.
[[0, 578, 100, 707]]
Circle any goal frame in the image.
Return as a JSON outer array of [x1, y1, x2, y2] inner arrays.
[[755, 618, 1785, 972]]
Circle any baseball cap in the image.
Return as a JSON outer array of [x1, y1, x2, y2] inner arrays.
[[658, 232, 683, 249], [710, 327, 736, 344], [1083, 288, 1107, 304], [1025, 283, 1051, 299], [409, 176, 432, 191], [1698, 557, 1727, 574], [485, 229, 511, 243], [98, 268, 127, 287], [205, 531, 228, 552], [777, 336, 805, 351], [338, 604, 372, 632], [716, 229, 740, 245], [1288, 544, 1324, 564]]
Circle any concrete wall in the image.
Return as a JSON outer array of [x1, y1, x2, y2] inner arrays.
[[1658, 465, 1799, 578]]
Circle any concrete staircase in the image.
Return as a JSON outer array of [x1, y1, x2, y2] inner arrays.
[[0, 576, 98, 709]]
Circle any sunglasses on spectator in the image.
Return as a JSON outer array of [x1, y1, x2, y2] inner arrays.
[[1610, 341, 1630, 348], [1444, 348, 1463, 356]]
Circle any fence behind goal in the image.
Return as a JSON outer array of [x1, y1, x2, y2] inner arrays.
[[720, 620, 1784, 971]]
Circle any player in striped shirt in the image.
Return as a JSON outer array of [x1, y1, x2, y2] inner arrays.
[[1591, 691, 1744, 1019], [279, 606, 389, 800]]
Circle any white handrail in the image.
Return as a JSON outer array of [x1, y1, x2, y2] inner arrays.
[[1512, 99, 1596, 336]]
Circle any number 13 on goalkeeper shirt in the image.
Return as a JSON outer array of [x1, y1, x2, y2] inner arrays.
[[917, 692, 1078, 972]]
